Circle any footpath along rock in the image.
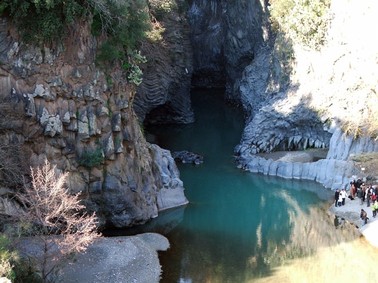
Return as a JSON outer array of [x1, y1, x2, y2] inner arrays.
[[329, 197, 378, 248]]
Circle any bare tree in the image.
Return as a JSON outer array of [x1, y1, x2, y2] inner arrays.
[[16, 160, 100, 282]]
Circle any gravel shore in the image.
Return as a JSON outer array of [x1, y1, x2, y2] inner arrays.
[[57, 233, 169, 283]]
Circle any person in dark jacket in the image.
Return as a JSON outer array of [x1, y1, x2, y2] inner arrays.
[[334, 189, 340, 207], [360, 209, 369, 225]]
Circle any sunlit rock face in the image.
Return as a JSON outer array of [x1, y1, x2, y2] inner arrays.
[[0, 18, 188, 228], [235, 0, 378, 188], [187, 0, 267, 101]]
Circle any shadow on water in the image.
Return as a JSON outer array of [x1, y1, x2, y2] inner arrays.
[[108, 89, 378, 282]]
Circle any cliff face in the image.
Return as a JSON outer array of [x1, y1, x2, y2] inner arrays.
[[187, 0, 269, 101], [0, 17, 188, 228], [134, 0, 194, 125], [236, 0, 378, 188]]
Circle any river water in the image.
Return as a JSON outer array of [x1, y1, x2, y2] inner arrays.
[[119, 89, 378, 282]]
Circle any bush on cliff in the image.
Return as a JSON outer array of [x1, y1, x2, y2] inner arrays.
[[269, 0, 331, 50], [0, 235, 17, 281], [93, 0, 149, 85], [0, 0, 150, 85], [0, 0, 85, 43]]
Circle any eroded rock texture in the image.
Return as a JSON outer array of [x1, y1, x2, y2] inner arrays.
[[187, 0, 268, 101], [134, 0, 194, 125], [0, 18, 188, 228], [235, 0, 378, 189]]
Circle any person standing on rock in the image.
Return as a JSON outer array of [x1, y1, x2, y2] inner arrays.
[[334, 189, 340, 207], [349, 181, 356, 199], [360, 209, 369, 226], [366, 185, 372, 207], [340, 189, 347, 205], [338, 192, 343, 207], [361, 183, 367, 203], [357, 184, 364, 205], [372, 200, 378, 218]]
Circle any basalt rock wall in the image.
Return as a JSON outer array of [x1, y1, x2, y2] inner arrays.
[[0, 18, 188, 228], [235, 0, 378, 189], [187, 0, 269, 101], [134, 0, 194, 125]]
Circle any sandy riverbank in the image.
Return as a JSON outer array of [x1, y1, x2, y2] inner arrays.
[[257, 149, 329, 163]]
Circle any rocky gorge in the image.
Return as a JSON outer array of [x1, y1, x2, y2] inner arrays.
[[233, 0, 378, 189], [182, 0, 378, 190], [0, 0, 377, 229], [0, 1, 378, 282]]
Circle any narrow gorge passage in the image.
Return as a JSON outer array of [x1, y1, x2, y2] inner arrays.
[[105, 89, 372, 283]]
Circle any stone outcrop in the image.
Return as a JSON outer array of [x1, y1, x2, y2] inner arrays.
[[172, 150, 204, 165], [134, 0, 194, 125], [0, 17, 188, 228], [233, 0, 378, 190], [327, 128, 378, 161], [235, 92, 332, 156], [238, 154, 357, 190], [150, 144, 188, 211], [237, 124, 378, 190], [17, 233, 170, 283], [187, 0, 269, 101]]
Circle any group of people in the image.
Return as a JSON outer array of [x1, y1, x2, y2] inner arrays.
[[334, 179, 378, 226], [349, 179, 378, 206]]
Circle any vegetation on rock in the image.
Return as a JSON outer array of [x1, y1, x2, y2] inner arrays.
[[0, 0, 85, 43], [0, 0, 151, 86], [269, 0, 331, 50], [0, 235, 17, 281], [92, 0, 150, 85], [78, 147, 105, 169], [269, 0, 378, 139]]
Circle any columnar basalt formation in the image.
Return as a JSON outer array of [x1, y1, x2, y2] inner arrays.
[[134, 1, 194, 125], [187, 0, 268, 101], [235, 0, 378, 189], [0, 18, 188, 228]]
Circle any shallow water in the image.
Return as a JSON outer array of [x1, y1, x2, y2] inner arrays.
[[115, 89, 377, 282]]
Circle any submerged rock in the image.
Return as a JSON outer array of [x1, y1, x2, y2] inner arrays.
[[172, 150, 204, 165]]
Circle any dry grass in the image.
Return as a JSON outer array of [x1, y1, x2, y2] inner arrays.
[[350, 153, 378, 182]]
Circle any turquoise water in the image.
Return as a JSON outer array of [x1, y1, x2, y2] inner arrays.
[[142, 89, 335, 282]]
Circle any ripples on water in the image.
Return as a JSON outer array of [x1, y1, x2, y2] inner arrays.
[[138, 89, 378, 282]]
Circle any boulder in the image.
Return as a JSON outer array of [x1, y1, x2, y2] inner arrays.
[[172, 150, 204, 165]]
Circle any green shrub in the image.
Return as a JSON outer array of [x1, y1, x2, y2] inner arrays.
[[269, 0, 331, 50], [149, 0, 177, 20], [1, 0, 85, 43], [2, 0, 150, 86], [0, 234, 17, 281], [93, 0, 150, 86], [78, 148, 104, 168]]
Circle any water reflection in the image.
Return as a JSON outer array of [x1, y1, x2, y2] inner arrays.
[[253, 204, 378, 283], [158, 188, 363, 283], [141, 89, 377, 282]]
